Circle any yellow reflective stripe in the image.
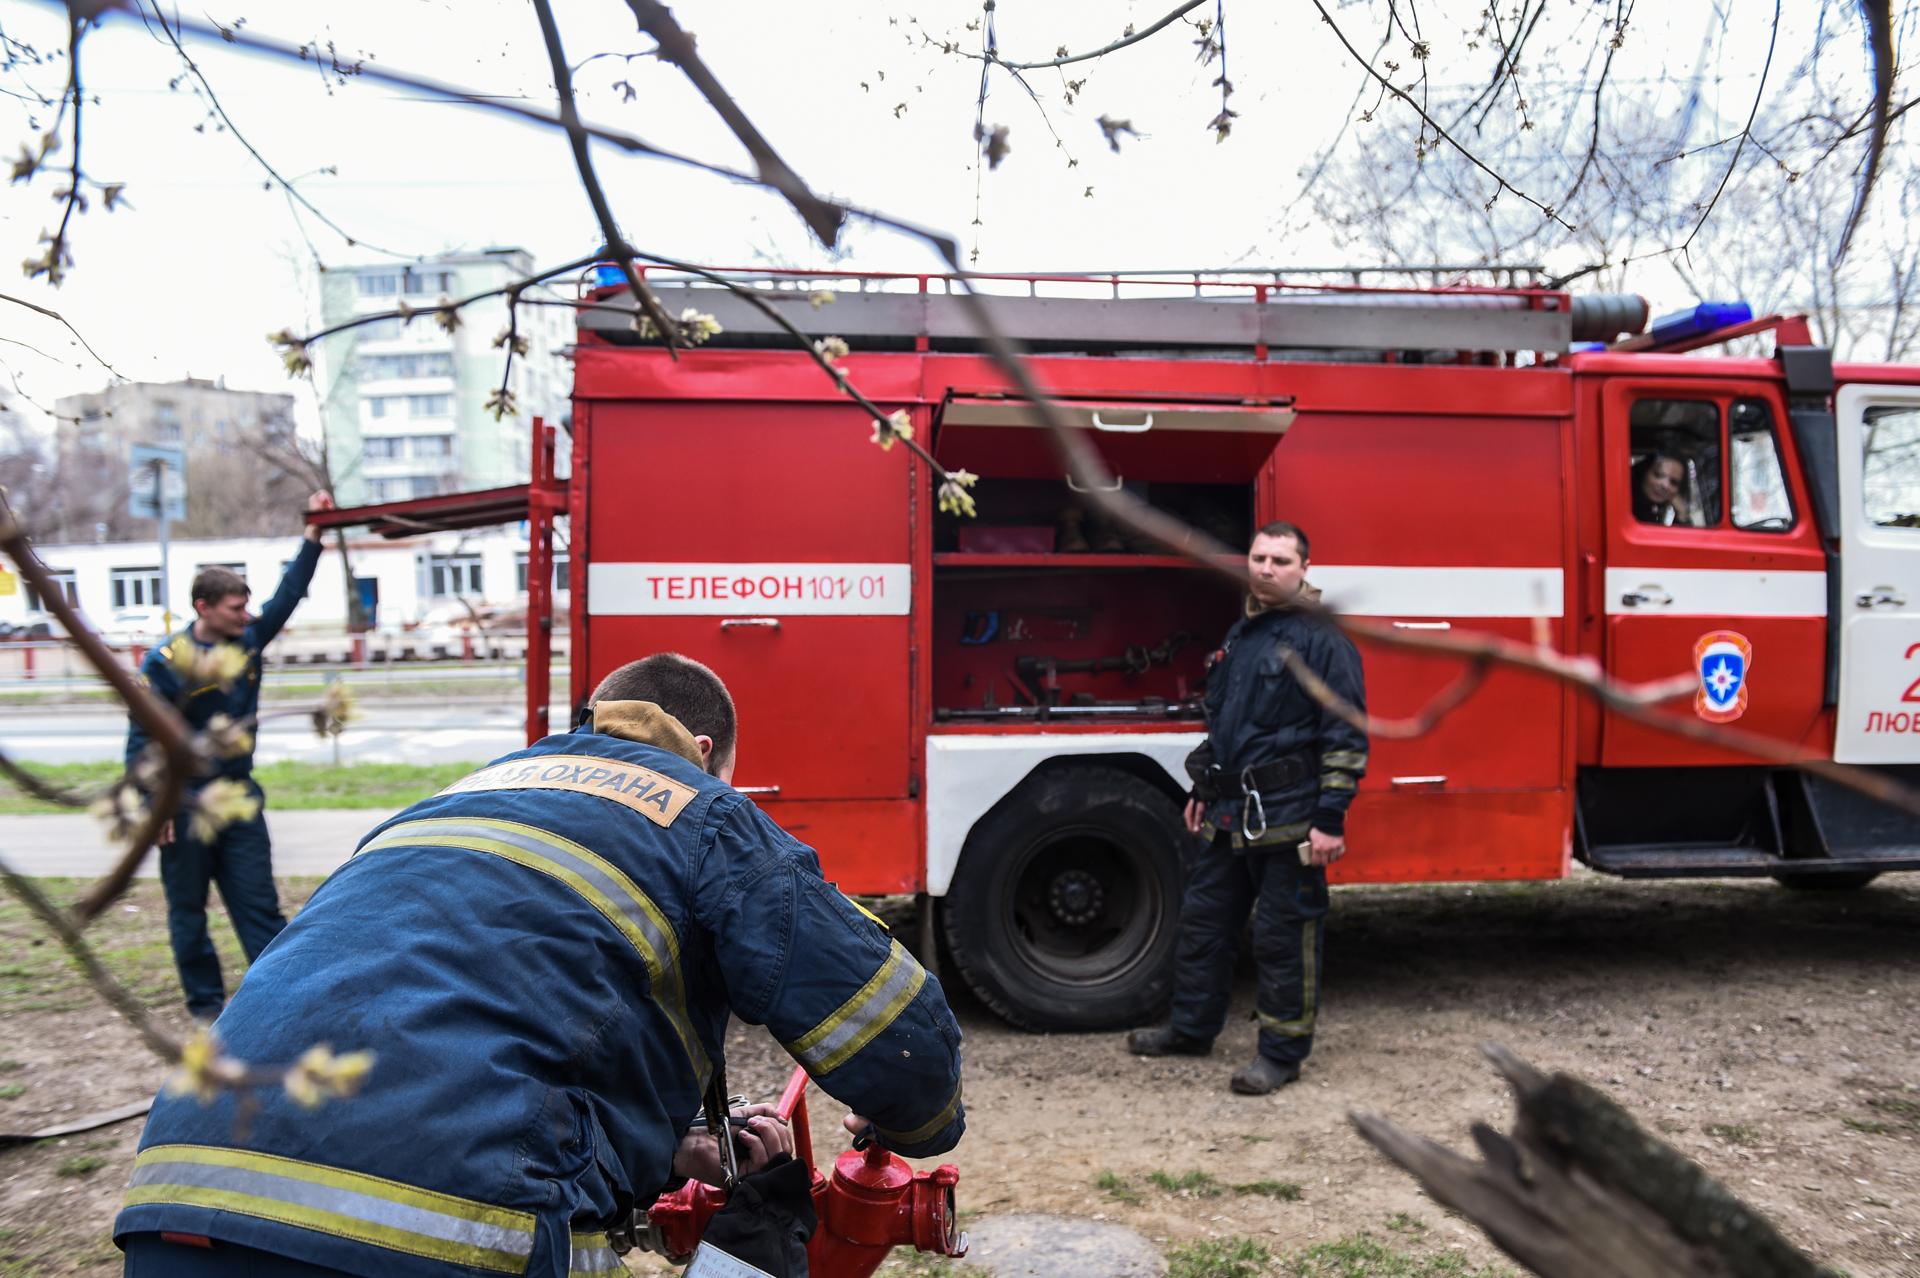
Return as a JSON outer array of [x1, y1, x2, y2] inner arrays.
[[360, 816, 709, 1086], [875, 1080, 963, 1148], [1257, 918, 1320, 1037], [125, 1145, 533, 1273], [783, 939, 926, 1077], [1321, 751, 1367, 770], [569, 1232, 625, 1276], [1319, 772, 1358, 791]]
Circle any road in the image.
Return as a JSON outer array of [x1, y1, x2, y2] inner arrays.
[[0, 699, 564, 766]]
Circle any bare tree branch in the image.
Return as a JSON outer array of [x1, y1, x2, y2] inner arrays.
[[529, 0, 683, 352], [1835, 0, 1895, 264], [1309, 0, 1576, 230], [949, 1, 1208, 72], [138, 0, 417, 261], [0, 290, 123, 377]]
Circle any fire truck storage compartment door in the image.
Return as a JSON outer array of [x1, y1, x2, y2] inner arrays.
[[1835, 383, 1920, 763], [584, 401, 912, 800], [1598, 378, 1828, 767], [934, 397, 1294, 483]]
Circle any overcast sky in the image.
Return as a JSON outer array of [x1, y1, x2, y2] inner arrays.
[[0, 1, 1790, 439]]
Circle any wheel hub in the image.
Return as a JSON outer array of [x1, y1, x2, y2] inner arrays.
[[1047, 869, 1104, 927]]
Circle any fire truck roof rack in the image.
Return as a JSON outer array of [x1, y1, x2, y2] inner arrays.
[[576, 269, 1649, 359]]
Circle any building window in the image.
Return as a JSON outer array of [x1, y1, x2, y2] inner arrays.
[[355, 317, 409, 342], [24, 568, 78, 612], [425, 553, 483, 597], [194, 561, 248, 584], [368, 477, 411, 502], [414, 434, 453, 458], [357, 272, 401, 297], [515, 552, 571, 594], [402, 270, 454, 296], [364, 437, 400, 460], [357, 352, 455, 381], [410, 475, 444, 498], [408, 394, 453, 418], [111, 566, 164, 610]]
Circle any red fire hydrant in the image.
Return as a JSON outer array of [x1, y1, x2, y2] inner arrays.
[[634, 1067, 966, 1278]]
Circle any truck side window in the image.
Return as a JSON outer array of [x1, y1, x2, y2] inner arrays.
[[1863, 405, 1920, 530], [1628, 399, 1720, 527], [1728, 398, 1794, 532]]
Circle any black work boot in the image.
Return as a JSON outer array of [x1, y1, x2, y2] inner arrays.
[[1229, 1057, 1301, 1095], [1126, 1024, 1212, 1057]]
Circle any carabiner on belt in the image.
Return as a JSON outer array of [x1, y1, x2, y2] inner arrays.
[[1240, 766, 1268, 841]]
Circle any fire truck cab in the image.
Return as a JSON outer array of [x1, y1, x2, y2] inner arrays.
[[319, 270, 1920, 1033]]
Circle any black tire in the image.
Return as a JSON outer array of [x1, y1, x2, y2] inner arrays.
[[941, 764, 1189, 1032], [1772, 870, 1881, 891]]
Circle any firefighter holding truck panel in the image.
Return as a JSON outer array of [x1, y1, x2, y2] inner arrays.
[[1128, 522, 1368, 1095], [116, 654, 965, 1278]]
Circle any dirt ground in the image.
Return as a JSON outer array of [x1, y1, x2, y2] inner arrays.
[[3, 870, 1917, 1277]]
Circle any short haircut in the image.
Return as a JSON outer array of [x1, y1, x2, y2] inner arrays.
[[191, 567, 250, 609], [1253, 520, 1310, 561], [591, 653, 737, 764]]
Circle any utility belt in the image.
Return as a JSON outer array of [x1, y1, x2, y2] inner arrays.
[[1191, 751, 1314, 843]]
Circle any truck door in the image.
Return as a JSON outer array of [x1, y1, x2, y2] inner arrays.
[[1599, 378, 1828, 764], [1834, 383, 1920, 762], [582, 400, 914, 801]]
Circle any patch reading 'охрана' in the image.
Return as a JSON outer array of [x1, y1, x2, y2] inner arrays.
[[436, 754, 694, 826]]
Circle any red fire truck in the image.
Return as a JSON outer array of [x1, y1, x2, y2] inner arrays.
[[316, 269, 1920, 1032]]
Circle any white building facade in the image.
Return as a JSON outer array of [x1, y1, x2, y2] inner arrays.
[[0, 528, 569, 647]]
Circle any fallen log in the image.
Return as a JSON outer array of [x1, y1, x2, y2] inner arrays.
[[1350, 1043, 1840, 1278]]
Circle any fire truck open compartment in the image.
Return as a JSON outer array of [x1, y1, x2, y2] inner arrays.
[[927, 396, 1285, 722]]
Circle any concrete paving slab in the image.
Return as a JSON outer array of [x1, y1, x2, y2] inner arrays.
[[0, 809, 388, 878], [959, 1214, 1166, 1277]]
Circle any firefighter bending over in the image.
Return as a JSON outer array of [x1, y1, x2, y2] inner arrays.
[[116, 653, 966, 1278], [1127, 521, 1368, 1094]]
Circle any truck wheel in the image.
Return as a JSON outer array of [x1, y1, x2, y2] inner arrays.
[[1772, 870, 1880, 891], [941, 765, 1188, 1032]]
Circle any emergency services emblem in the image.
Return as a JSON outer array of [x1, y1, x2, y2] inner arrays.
[[1693, 630, 1753, 723]]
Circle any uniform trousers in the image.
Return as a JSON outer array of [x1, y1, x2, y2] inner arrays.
[[123, 1233, 356, 1276], [158, 780, 285, 1018], [1169, 831, 1330, 1065]]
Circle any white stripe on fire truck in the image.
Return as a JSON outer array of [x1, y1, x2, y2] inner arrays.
[[1603, 567, 1826, 617]]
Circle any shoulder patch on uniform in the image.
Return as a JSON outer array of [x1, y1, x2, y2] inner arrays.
[[436, 753, 696, 827]]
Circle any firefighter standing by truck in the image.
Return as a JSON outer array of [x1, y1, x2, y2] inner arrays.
[[116, 654, 966, 1277], [1127, 522, 1369, 1094], [125, 492, 334, 1024]]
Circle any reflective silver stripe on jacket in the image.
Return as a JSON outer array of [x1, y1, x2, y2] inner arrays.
[[783, 938, 927, 1077], [124, 1144, 534, 1273]]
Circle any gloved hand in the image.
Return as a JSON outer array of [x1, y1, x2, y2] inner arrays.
[[691, 1153, 816, 1277]]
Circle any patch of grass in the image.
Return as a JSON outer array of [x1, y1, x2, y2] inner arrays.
[[1169, 1237, 1271, 1278], [0, 759, 485, 815], [874, 1254, 961, 1278], [1704, 1122, 1761, 1146], [1867, 1096, 1920, 1131], [0, 1059, 22, 1072], [1285, 1233, 1509, 1276], [0, 1084, 24, 1100], [1149, 1169, 1225, 1197], [1233, 1178, 1303, 1201], [1843, 1116, 1893, 1135], [55, 1154, 106, 1178], [1094, 1170, 1141, 1203], [1385, 1213, 1428, 1234], [0, 877, 322, 1013]]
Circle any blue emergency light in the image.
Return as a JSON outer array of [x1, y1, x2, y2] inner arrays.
[[592, 264, 626, 287], [1646, 301, 1753, 345]]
